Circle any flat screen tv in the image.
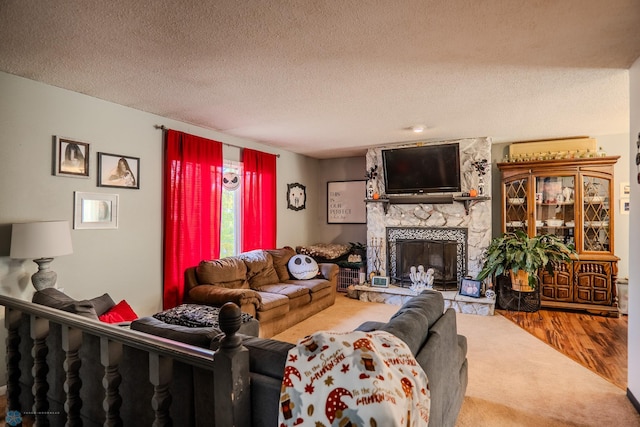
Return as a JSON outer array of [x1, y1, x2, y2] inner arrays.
[[382, 143, 461, 194]]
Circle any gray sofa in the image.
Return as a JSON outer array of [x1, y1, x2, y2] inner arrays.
[[238, 290, 468, 427]]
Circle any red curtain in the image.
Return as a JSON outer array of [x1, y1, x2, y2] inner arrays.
[[163, 130, 223, 309], [242, 148, 277, 251]]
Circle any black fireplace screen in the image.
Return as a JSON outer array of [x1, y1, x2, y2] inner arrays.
[[386, 227, 467, 291], [393, 239, 458, 289]]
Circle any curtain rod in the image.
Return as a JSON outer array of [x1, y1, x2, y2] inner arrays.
[[154, 124, 280, 158]]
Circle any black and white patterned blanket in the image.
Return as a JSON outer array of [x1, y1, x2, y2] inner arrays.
[[153, 304, 254, 328]]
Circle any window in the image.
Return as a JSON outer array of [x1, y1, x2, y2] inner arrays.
[[220, 161, 242, 257]]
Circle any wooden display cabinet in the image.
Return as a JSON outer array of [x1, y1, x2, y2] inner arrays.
[[497, 156, 620, 316]]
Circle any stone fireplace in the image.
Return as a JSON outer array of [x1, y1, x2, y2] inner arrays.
[[365, 138, 493, 287]]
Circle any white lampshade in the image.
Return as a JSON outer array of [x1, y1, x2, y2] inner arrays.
[[10, 220, 73, 259]]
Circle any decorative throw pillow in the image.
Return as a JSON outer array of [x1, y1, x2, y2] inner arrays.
[[32, 288, 99, 320], [98, 300, 138, 324], [267, 246, 296, 281], [89, 293, 116, 316], [153, 304, 254, 329], [288, 254, 319, 280]]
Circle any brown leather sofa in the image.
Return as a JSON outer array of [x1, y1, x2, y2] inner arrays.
[[183, 247, 339, 337]]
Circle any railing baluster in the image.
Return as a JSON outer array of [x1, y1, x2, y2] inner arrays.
[[31, 315, 51, 427], [0, 296, 252, 426], [149, 353, 173, 427], [62, 325, 83, 426], [214, 302, 250, 427], [100, 338, 123, 427], [5, 308, 23, 412]]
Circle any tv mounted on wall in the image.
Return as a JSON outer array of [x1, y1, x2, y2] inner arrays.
[[382, 143, 461, 195]]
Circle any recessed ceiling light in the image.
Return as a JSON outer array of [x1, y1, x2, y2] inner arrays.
[[411, 125, 426, 133]]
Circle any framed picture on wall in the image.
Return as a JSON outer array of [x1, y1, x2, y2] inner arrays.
[[327, 180, 366, 224], [73, 191, 119, 229], [98, 152, 140, 189], [53, 136, 90, 178]]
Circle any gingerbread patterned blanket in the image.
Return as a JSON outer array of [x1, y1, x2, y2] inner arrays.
[[278, 330, 430, 426]]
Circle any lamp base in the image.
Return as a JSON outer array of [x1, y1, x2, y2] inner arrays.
[[31, 258, 57, 291]]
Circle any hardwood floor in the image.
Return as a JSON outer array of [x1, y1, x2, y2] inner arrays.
[[498, 308, 628, 390]]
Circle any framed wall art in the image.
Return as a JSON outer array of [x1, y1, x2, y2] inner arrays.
[[98, 152, 140, 189], [327, 180, 366, 224], [287, 183, 306, 211], [74, 191, 119, 229], [53, 136, 90, 178]]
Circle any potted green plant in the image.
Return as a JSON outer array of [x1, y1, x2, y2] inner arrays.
[[476, 230, 576, 291]]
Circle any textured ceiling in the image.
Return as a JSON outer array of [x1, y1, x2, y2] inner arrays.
[[1, 0, 639, 158]]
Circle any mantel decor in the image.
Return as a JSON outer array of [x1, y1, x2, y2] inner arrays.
[[98, 152, 140, 189], [327, 180, 366, 224]]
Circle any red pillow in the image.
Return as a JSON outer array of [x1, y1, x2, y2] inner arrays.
[[99, 300, 138, 323]]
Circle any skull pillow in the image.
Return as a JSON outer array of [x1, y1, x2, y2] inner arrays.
[[288, 254, 319, 280]]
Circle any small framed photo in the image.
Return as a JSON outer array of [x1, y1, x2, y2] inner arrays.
[[620, 197, 630, 215], [460, 278, 482, 298], [371, 276, 390, 288], [98, 152, 140, 189], [620, 182, 630, 197], [53, 136, 90, 178], [74, 192, 119, 229]]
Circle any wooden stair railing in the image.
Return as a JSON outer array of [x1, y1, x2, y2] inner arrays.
[[0, 295, 250, 427]]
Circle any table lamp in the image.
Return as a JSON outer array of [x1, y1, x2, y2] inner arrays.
[[10, 220, 73, 291]]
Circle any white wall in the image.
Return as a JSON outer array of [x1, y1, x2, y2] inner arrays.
[[0, 72, 321, 384], [628, 57, 640, 405]]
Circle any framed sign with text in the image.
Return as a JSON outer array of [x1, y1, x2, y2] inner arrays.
[[327, 180, 366, 224]]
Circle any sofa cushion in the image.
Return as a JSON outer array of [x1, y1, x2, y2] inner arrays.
[[380, 307, 430, 355], [131, 316, 259, 348], [257, 283, 309, 300], [257, 292, 290, 311], [188, 286, 262, 309], [32, 288, 99, 320], [89, 293, 116, 316], [266, 246, 296, 281], [285, 278, 331, 294], [238, 250, 280, 288], [196, 257, 249, 289], [256, 292, 290, 322]]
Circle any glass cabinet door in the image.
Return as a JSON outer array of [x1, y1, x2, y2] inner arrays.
[[504, 177, 528, 232], [582, 175, 611, 252], [534, 175, 575, 245]]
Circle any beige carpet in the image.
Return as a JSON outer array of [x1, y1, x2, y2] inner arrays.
[[274, 294, 640, 427]]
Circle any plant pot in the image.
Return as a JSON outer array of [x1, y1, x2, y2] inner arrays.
[[510, 269, 534, 292]]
